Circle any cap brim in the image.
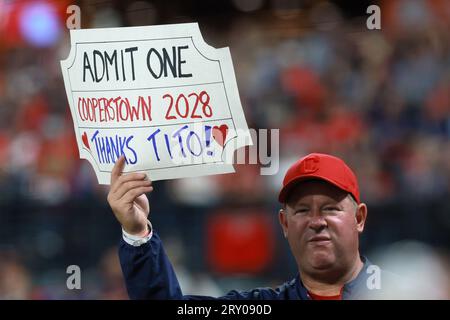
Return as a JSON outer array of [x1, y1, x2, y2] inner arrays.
[[278, 174, 353, 203]]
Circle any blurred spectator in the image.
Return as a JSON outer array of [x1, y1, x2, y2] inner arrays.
[[369, 240, 450, 299], [97, 247, 128, 299], [0, 252, 32, 299]]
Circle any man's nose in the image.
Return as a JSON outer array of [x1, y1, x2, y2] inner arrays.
[[308, 213, 327, 231]]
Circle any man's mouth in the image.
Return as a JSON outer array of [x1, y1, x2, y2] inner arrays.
[[308, 235, 332, 244]]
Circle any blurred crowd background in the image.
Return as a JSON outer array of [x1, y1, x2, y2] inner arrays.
[[0, 0, 449, 299]]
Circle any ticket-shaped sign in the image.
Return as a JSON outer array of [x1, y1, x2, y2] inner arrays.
[[61, 23, 252, 184]]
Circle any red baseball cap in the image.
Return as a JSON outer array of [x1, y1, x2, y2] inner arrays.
[[278, 153, 360, 204]]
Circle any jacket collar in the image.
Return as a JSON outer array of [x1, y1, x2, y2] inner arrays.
[[294, 256, 372, 300]]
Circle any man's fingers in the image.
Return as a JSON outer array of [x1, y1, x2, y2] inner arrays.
[[115, 180, 152, 200], [121, 186, 153, 204], [110, 155, 126, 185], [110, 172, 150, 194]]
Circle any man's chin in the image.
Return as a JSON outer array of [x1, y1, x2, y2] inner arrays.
[[308, 252, 335, 270]]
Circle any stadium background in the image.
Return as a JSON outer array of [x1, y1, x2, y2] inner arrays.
[[0, 0, 449, 299]]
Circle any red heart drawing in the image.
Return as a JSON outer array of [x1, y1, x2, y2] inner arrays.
[[212, 124, 228, 147], [82, 132, 90, 150]]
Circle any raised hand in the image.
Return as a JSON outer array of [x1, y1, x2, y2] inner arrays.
[[107, 155, 153, 236]]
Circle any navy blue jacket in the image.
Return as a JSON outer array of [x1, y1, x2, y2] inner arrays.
[[119, 231, 391, 300]]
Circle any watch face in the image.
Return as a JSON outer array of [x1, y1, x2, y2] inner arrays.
[[133, 240, 142, 247]]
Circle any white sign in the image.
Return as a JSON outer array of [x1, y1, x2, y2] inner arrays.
[[61, 23, 252, 184]]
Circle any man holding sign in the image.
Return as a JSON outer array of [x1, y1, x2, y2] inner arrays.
[[108, 153, 397, 300], [62, 23, 396, 299]]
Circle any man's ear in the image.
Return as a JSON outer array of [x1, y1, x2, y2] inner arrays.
[[355, 203, 367, 234], [279, 208, 288, 238]]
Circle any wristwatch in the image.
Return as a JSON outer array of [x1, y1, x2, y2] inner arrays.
[[122, 220, 153, 247]]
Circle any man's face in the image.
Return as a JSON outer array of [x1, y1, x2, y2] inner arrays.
[[279, 180, 367, 278]]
